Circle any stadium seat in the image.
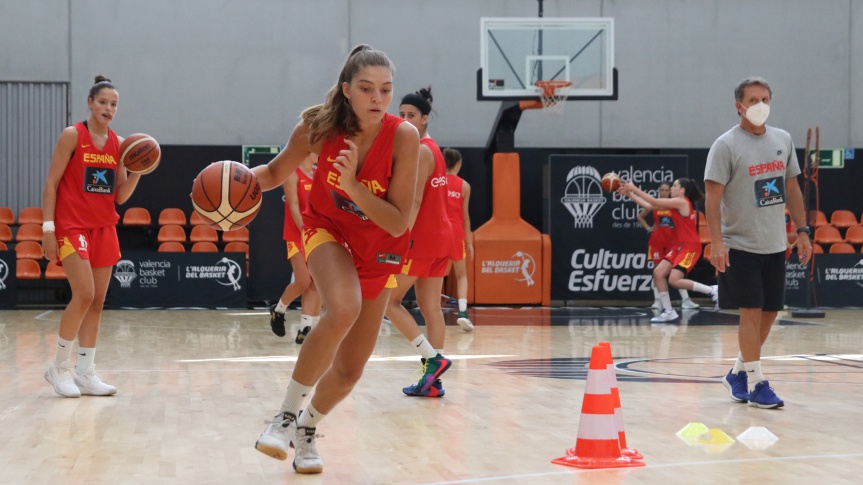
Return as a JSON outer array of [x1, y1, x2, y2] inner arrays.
[[698, 225, 711, 245], [15, 223, 43, 242], [0, 207, 14, 225], [191, 241, 219, 252], [189, 211, 209, 226], [814, 226, 843, 246], [808, 210, 828, 228], [829, 242, 855, 254], [829, 210, 858, 229], [0, 241, 7, 251], [845, 226, 863, 245], [158, 241, 186, 252], [157, 224, 186, 243], [223, 241, 249, 259], [190, 225, 219, 243], [45, 261, 68, 280], [221, 226, 249, 243], [123, 207, 152, 226], [812, 243, 824, 254], [14, 240, 42, 260], [16, 258, 41, 279], [0, 223, 11, 242], [158, 208, 187, 226], [697, 211, 707, 227], [17, 206, 43, 224]]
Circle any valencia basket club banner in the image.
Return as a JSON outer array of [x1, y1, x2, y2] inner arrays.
[[107, 252, 246, 309], [785, 253, 863, 308], [545, 155, 689, 301], [0, 251, 15, 309]]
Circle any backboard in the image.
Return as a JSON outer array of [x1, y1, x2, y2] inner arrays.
[[479, 17, 616, 101]]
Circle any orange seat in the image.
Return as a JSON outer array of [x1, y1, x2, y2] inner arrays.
[[812, 243, 824, 254], [829, 210, 858, 229], [814, 226, 843, 245], [702, 243, 711, 259], [16, 223, 43, 242], [157, 224, 186, 243], [16, 258, 41, 279], [15, 240, 42, 259], [829, 242, 855, 254], [189, 211, 209, 226], [17, 206, 43, 224], [808, 210, 828, 228], [158, 208, 187, 226], [123, 207, 152, 226], [190, 225, 219, 243], [845, 226, 863, 245], [0, 223, 12, 242], [221, 226, 249, 243], [697, 211, 707, 227], [223, 241, 249, 259], [0, 207, 14, 225], [191, 241, 219, 252], [158, 241, 186, 252], [0, 241, 7, 251], [698, 225, 711, 245], [45, 261, 68, 280]]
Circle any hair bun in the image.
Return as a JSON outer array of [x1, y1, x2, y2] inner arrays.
[[417, 86, 433, 103], [94, 75, 112, 84]]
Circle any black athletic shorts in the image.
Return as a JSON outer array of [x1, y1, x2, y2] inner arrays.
[[717, 249, 786, 312]]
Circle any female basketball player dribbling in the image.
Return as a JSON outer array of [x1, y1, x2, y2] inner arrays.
[[251, 45, 420, 474], [42, 75, 143, 398]]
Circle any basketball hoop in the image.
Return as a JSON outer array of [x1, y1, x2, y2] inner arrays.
[[535, 80, 572, 115]]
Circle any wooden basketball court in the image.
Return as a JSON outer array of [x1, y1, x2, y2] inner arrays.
[[1, 306, 862, 484]]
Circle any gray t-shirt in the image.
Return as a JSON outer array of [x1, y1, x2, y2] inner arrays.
[[704, 125, 801, 254]]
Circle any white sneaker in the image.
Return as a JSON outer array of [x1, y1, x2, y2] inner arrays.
[[255, 412, 296, 461], [74, 365, 117, 396], [44, 360, 81, 398], [650, 301, 661, 309], [290, 420, 323, 474], [650, 309, 680, 323], [681, 299, 700, 309], [456, 311, 474, 332], [709, 285, 719, 309]]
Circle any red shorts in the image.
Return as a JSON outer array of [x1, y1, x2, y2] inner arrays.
[[648, 242, 671, 265], [451, 239, 466, 261], [303, 227, 396, 300], [401, 256, 449, 279], [57, 225, 120, 268], [663, 244, 702, 274]]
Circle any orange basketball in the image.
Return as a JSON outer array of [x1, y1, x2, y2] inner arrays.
[[120, 133, 161, 174], [190, 161, 262, 231], [601, 172, 621, 193]]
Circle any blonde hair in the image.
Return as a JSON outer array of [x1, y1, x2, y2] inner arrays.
[[302, 45, 395, 144]]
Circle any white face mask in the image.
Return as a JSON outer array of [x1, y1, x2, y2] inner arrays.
[[742, 101, 770, 126]]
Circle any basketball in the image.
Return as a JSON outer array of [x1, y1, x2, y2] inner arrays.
[[120, 133, 161, 174], [190, 160, 262, 231], [600, 172, 621, 193]]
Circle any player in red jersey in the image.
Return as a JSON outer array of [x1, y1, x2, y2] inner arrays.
[[620, 178, 719, 322], [636, 183, 699, 310], [251, 45, 420, 474], [384, 87, 455, 398], [269, 152, 322, 342], [41, 75, 144, 398], [443, 147, 474, 329]]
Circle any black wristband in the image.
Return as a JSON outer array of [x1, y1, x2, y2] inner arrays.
[[796, 226, 811, 235]]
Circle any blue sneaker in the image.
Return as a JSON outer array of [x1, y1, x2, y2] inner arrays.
[[722, 370, 750, 402], [402, 379, 445, 397], [749, 380, 784, 408]]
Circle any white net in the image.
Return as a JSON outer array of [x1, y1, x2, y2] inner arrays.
[[536, 81, 571, 115]]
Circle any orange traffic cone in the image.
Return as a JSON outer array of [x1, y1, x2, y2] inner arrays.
[[598, 341, 643, 460], [552, 345, 645, 469]]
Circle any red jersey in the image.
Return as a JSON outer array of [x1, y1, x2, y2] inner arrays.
[[55, 122, 121, 235], [302, 113, 410, 274], [648, 208, 674, 248], [446, 174, 466, 242], [408, 138, 452, 258], [283, 165, 315, 244], [670, 199, 700, 249]]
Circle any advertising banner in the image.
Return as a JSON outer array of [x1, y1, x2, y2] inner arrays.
[[107, 252, 246, 309], [0, 252, 15, 309], [545, 154, 689, 301]]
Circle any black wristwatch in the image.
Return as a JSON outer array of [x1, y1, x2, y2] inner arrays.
[[796, 227, 811, 236]]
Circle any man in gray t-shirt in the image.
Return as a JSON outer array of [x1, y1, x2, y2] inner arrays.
[[704, 77, 811, 409]]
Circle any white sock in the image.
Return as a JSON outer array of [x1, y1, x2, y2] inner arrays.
[[679, 289, 691, 301], [458, 299, 468, 312], [280, 378, 314, 416], [731, 352, 744, 373], [659, 291, 672, 312], [310, 315, 320, 328], [275, 299, 289, 314], [434, 349, 444, 356], [76, 347, 96, 375], [691, 282, 712, 295], [54, 337, 75, 366], [411, 335, 438, 360], [744, 361, 765, 388], [297, 402, 326, 429], [300, 314, 313, 329], [652, 285, 660, 302]]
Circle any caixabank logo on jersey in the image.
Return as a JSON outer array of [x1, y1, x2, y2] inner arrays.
[[547, 154, 689, 300]]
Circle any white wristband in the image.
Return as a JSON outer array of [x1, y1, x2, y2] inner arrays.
[[42, 221, 55, 232]]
